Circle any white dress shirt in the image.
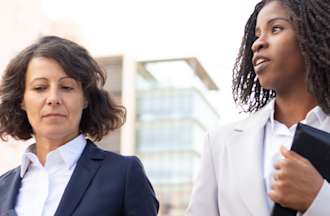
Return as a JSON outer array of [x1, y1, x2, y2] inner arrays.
[[15, 134, 86, 216], [263, 100, 330, 215]]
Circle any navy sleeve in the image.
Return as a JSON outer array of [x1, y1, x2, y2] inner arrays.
[[124, 156, 159, 216]]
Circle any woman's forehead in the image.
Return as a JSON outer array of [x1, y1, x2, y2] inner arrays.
[[256, 1, 290, 27], [26, 57, 79, 82]]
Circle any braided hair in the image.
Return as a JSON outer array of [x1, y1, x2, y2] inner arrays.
[[232, 0, 330, 113]]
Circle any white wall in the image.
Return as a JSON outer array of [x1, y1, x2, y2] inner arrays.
[[0, 0, 46, 174]]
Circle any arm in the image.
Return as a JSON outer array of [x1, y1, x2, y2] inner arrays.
[[124, 156, 159, 216], [186, 132, 220, 216]]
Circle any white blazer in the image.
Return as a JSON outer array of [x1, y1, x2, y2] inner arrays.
[[186, 102, 330, 216]]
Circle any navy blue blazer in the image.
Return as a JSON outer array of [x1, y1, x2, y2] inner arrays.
[[0, 140, 159, 216]]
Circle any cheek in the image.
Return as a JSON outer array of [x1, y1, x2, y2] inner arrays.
[[22, 95, 42, 121], [278, 36, 302, 59], [273, 39, 304, 74], [284, 43, 305, 72], [25, 108, 41, 129], [68, 99, 85, 120]]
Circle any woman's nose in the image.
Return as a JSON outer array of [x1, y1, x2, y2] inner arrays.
[[46, 90, 61, 106], [251, 36, 269, 53]]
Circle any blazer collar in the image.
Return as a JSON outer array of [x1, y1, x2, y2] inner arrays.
[[54, 140, 105, 216], [228, 103, 273, 216], [0, 168, 21, 216]]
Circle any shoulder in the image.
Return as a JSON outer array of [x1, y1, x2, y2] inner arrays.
[[204, 120, 245, 157], [90, 145, 151, 191], [103, 151, 144, 175], [209, 103, 272, 138], [84, 143, 159, 213], [86, 141, 144, 174], [93, 144, 141, 166], [206, 107, 270, 150], [207, 114, 254, 142], [0, 167, 20, 186], [0, 167, 19, 180]]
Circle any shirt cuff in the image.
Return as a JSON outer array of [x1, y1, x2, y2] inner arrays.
[[302, 180, 330, 216]]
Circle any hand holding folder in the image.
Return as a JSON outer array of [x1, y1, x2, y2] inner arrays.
[[271, 123, 330, 216]]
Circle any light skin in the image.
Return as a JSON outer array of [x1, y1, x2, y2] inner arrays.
[[22, 57, 87, 165], [252, 0, 323, 212]]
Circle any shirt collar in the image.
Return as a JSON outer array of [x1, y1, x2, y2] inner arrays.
[[302, 106, 327, 125], [20, 134, 87, 177], [267, 100, 327, 132], [266, 100, 276, 130], [20, 145, 37, 178]]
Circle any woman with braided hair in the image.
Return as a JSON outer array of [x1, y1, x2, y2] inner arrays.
[[187, 0, 330, 215]]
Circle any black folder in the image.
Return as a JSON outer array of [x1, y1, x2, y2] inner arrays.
[[271, 123, 330, 216]]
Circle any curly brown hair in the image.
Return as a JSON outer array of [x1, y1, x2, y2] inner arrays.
[[0, 36, 126, 141], [232, 0, 330, 113]]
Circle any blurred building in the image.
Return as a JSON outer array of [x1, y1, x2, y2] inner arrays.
[[97, 56, 220, 215]]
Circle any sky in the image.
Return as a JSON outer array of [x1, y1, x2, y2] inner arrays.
[[41, 0, 260, 125]]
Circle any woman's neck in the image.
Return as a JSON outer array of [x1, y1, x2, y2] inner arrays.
[[274, 90, 318, 128], [34, 133, 79, 166]]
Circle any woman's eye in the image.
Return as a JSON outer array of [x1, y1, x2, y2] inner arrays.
[[33, 86, 47, 91], [61, 86, 74, 91], [272, 26, 283, 33]]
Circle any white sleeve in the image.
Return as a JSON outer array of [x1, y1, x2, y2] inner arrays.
[[185, 132, 220, 216], [302, 180, 330, 216]]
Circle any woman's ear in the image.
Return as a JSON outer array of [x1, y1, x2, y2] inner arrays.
[[21, 102, 25, 111], [83, 100, 88, 109]]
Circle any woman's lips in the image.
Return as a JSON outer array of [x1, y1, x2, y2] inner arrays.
[[252, 55, 271, 74], [43, 113, 66, 118], [254, 60, 270, 74]]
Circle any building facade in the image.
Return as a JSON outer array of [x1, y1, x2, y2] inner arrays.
[[98, 56, 220, 215]]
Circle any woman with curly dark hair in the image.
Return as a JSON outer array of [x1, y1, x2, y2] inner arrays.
[[187, 0, 330, 215], [0, 36, 158, 216]]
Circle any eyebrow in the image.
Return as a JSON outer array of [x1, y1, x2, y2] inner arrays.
[[31, 76, 74, 82], [266, 17, 291, 24]]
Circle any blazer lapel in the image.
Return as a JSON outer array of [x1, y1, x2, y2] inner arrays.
[[54, 141, 105, 216], [0, 168, 21, 216], [227, 107, 271, 216]]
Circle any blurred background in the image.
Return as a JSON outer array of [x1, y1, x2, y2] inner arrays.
[[0, 0, 259, 215]]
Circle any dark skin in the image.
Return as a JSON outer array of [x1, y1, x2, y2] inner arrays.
[[252, 1, 323, 212], [270, 146, 323, 211], [274, 88, 317, 128]]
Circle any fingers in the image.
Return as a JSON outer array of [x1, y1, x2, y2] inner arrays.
[[270, 146, 322, 211], [270, 166, 296, 208], [268, 181, 288, 206], [272, 166, 286, 183], [274, 146, 307, 174], [280, 145, 308, 163], [273, 157, 290, 170], [268, 190, 277, 203], [279, 145, 290, 158]]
